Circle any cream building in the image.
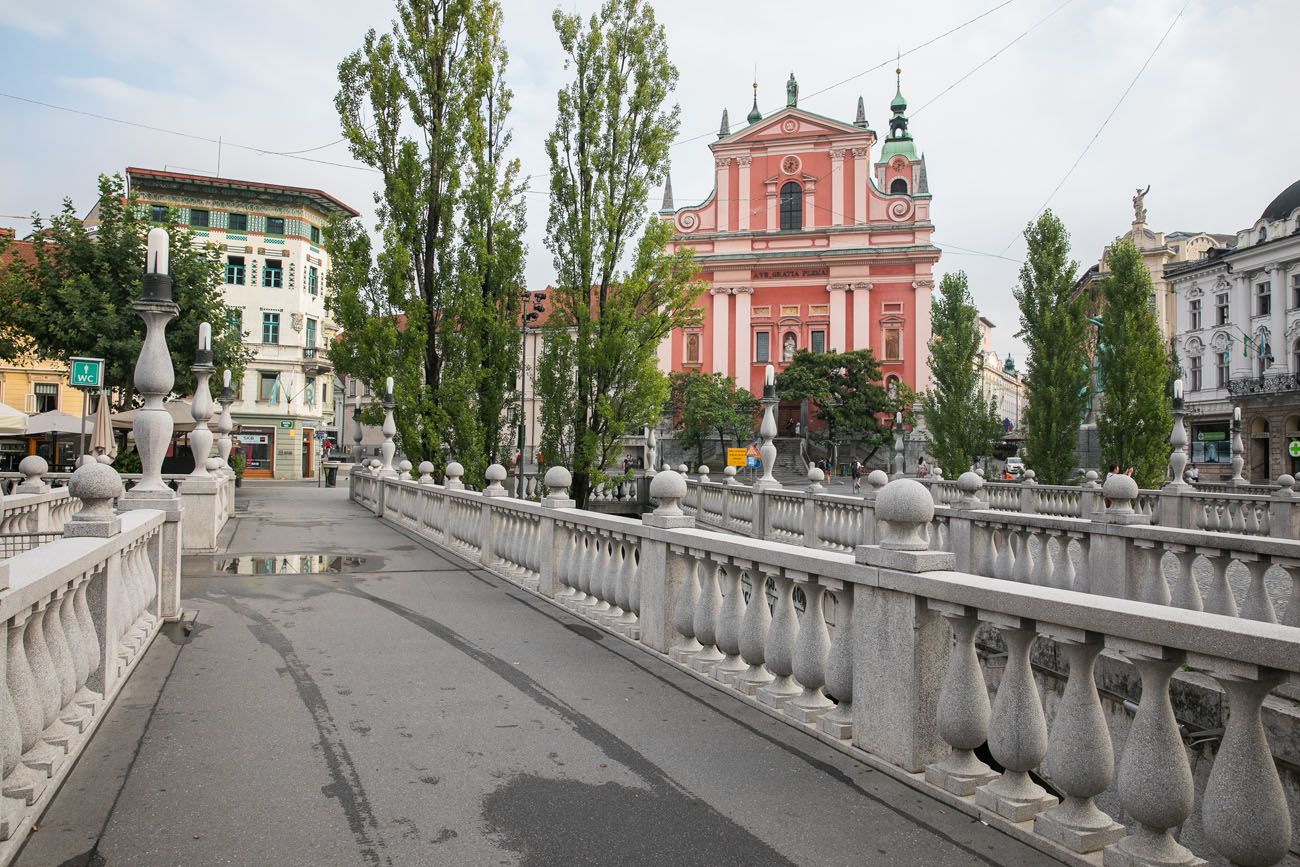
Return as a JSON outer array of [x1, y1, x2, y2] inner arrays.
[[122, 168, 358, 479], [976, 316, 1024, 433]]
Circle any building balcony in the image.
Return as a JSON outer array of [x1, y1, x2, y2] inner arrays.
[[302, 346, 332, 373], [1227, 373, 1300, 396]]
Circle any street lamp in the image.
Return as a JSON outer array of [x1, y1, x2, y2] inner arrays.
[[517, 291, 546, 497]]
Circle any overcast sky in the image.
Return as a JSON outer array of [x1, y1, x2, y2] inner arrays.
[[2, 0, 1297, 362]]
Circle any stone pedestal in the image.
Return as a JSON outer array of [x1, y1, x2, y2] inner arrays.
[[179, 476, 222, 553], [119, 491, 183, 621]]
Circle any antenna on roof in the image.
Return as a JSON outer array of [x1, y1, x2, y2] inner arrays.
[[217, 136, 222, 178]]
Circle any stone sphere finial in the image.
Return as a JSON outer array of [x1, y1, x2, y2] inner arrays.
[[650, 469, 688, 517], [17, 455, 49, 493], [398, 459, 413, 479], [808, 465, 825, 490], [931, 467, 944, 481], [1022, 468, 1036, 485], [205, 457, 221, 473], [67, 461, 124, 527], [875, 478, 934, 550], [97, 454, 113, 465], [418, 461, 435, 484], [484, 463, 508, 495], [698, 465, 711, 484], [975, 467, 986, 479], [543, 466, 573, 505], [867, 469, 889, 492], [956, 471, 986, 508], [445, 461, 465, 490], [1083, 469, 1100, 490], [677, 463, 688, 474], [723, 465, 737, 485], [662, 462, 671, 472], [1102, 473, 1139, 513], [1274, 474, 1296, 500]]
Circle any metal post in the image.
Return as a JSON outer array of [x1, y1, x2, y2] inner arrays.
[[78, 387, 88, 460]]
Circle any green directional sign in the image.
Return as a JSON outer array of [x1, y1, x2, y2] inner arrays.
[[69, 357, 104, 389], [1289, 439, 1300, 459]]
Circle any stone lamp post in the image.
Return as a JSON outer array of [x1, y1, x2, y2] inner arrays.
[[188, 323, 215, 477], [1165, 378, 1190, 490], [1229, 405, 1246, 486], [379, 376, 398, 478], [754, 364, 781, 491], [119, 227, 183, 620], [352, 398, 363, 466], [216, 369, 235, 477], [892, 411, 906, 479]]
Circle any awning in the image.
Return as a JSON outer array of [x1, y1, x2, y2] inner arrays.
[[24, 410, 93, 436], [0, 402, 26, 436], [112, 399, 196, 433]]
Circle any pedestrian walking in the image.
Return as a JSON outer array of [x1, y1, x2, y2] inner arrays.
[[851, 459, 862, 492]]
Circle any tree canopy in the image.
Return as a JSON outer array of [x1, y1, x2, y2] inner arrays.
[[327, 0, 526, 482], [0, 173, 248, 409], [1014, 210, 1090, 484], [774, 348, 892, 462], [921, 271, 1002, 478], [666, 371, 758, 466], [536, 0, 703, 505]]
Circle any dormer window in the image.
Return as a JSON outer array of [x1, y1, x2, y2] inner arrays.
[[779, 182, 802, 231]]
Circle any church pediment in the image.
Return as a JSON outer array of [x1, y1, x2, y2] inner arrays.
[[716, 107, 868, 149]]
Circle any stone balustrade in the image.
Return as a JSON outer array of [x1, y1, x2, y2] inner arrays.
[[353, 464, 1300, 867]]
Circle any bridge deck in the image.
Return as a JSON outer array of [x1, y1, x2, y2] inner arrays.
[[16, 483, 1047, 867]]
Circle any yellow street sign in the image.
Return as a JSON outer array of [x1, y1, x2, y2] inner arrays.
[[726, 447, 748, 467]]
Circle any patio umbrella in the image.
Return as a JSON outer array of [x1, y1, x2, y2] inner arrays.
[[88, 393, 117, 458], [0, 402, 25, 436], [24, 410, 93, 436], [112, 399, 196, 434]]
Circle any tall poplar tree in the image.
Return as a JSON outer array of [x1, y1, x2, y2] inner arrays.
[[1014, 211, 1090, 484], [538, 0, 703, 506], [327, 0, 525, 481], [922, 271, 1002, 478], [1097, 238, 1171, 487]]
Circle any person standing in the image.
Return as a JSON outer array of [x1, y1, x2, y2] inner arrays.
[[851, 459, 862, 492]]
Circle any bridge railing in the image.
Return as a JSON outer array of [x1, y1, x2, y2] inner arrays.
[[351, 463, 1300, 867]]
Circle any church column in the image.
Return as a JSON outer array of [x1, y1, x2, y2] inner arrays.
[[827, 283, 848, 352], [737, 156, 752, 232], [851, 281, 872, 351], [733, 287, 753, 388], [1270, 263, 1289, 372], [716, 157, 731, 233], [829, 149, 845, 226], [914, 279, 934, 392], [710, 287, 731, 378], [803, 178, 817, 230], [852, 147, 869, 224], [1233, 273, 1254, 377]]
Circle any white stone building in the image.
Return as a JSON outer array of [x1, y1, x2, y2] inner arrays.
[[124, 168, 359, 479], [1168, 178, 1300, 482], [976, 316, 1025, 434]]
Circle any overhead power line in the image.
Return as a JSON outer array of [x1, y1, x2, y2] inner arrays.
[[999, 0, 1191, 254]]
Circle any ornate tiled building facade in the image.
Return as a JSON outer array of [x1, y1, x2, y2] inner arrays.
[[659, 72, 940, 401]]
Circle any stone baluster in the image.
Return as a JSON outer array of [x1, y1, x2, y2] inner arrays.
[[817, 580, 854, 739], [613, 540, 637, 633], [378, 378, 397, 478], [567, 530, 591, 608], [26, 602, 76, 754], [1238, 554, 1278, 624], [1196, 547, 1238, 617], [0, 619, 22, 835], [188, 323, 215, 477], [975, 614, 1057, 821], [587, 534, 613, 614], [1045, 531, 1073, 590], [787, 573, 833, 723], [993, 527, 1013, 580], [126, 229, 179, 497], [216, 370, 235, 476], [72, 577, 101, 711], [4, 611, 48, 804], [600, 538, 626, 625], [44, 590, 80, 732], [736, 568, 774, 695], [1277, 558, 1300, 629], [1011, 529, 1034, 583], [757, 569, 801, 709], [1104, 643, 1200, 867], [1133, 540, 1170, 606], [925, 604, 999, 795], [1034, 627, 1123, 854], [755, 365, 781, 491], [668, 551, 702, 663], [689, 558, 725, 673], [1164, 544, 1202, 611], [711, 558, 748, 686], [1192, 657, 1290, 867]]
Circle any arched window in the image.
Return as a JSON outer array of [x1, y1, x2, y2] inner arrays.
[[779, 182, 802, 231], [1293, 338, 1300, 374], [890, 177, 908, 195]]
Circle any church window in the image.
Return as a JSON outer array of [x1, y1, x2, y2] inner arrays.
[[779, 182, 802, 231], [890, 178, 908, 195], [811, 330, 826, 354], [685, 333, 700, 364], [755, 331, 770, 363], [884, 328, 901, 361]]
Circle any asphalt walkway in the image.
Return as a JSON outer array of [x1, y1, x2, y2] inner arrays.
[[15, 482, 1049, 867]]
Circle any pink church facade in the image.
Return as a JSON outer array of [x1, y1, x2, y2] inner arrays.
[[659, 73, 939, 404]]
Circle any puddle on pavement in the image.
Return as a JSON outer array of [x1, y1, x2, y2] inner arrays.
[[184, 554, 384, 576]]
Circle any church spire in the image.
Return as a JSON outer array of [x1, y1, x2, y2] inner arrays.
[[660, 172, 674, 212], [888, 64, 910, 140], [718, 108, 730, 139], [747, 79, 762, 125], [855, 95, 867, 128]]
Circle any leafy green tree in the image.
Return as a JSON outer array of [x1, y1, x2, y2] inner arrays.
[[328, 0, 526, 482], [667, 371, 757, 466], [1097, 238, 1171, 487], [921, 271, 1002, 478], [1014, 210, 1091, 484], [537, 0, 703, 505], [0, 173, 248, 409], [774, 349, 891, 465]]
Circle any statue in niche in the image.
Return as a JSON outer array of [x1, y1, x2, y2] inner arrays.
[[783, 333, 797, 361], [686, 333, 699, 363], [1132, 185, 1150, 224]]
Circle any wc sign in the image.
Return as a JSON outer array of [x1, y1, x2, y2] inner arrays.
[[69, 357, 105, 389]]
